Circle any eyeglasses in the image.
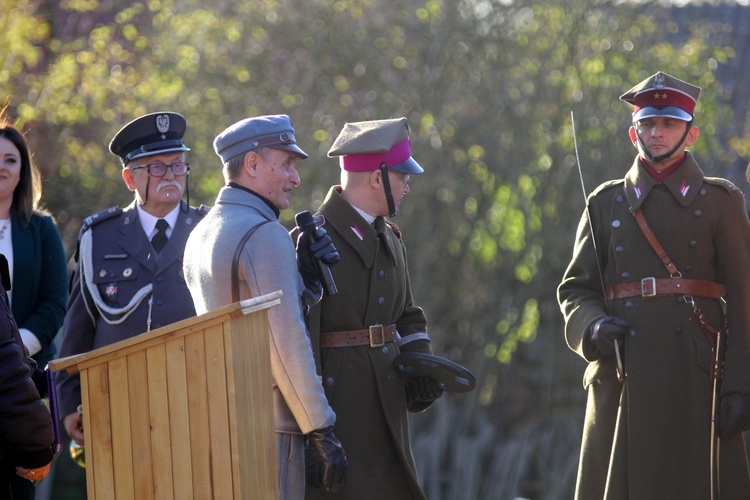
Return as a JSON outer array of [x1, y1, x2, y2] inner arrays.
[[130, 162, 189, 177], [391, 172, 410, 186]]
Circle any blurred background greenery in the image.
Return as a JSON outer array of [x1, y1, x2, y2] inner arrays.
[[4, 0, 750, 498]]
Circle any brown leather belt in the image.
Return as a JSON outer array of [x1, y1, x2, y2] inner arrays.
[[605, 278, 727, 301], [319, 324, 397, 348]]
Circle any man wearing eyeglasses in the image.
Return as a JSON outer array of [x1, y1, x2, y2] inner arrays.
[[56, 111, 208, 453]]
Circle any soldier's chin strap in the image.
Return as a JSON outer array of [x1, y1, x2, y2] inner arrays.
[[183, 170, 190, 213], [636, 119, 693, 163], [142, 180, 150, 206], [380, 163, 397, 217]]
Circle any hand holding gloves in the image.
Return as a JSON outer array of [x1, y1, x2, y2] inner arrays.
[[406, 377, 444, 405]]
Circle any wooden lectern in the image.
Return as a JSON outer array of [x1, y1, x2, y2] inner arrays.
[[49, 291, 282, 500]]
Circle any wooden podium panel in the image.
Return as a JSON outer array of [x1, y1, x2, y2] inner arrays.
[[49, 291, 282, 500]]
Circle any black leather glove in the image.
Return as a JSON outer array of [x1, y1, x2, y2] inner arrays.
[[718, 393, 750, 438], [309, 226, 339, 266], [295, 227, 339, 292], [406, 377, 444, 404], [296, 233, 320, 293], [305, 425, 348, 493], [589, 316, 630, 356]]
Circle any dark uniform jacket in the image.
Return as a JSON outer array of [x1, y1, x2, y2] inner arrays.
[[56, 200, 207, 417], [9, 211, 68, 369], [558, 153, 750, 499], [304, 186, 432, 500], [0, 254, 54, 472]]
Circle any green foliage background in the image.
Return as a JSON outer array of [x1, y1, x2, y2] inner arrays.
[[3, 0, 750, 497]]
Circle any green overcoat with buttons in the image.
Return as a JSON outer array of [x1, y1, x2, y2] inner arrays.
[[558, 152, 750, 499], [304, 186, 432, 500]]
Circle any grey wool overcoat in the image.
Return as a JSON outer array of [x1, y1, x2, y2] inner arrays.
[[183, 185, 335, 434]]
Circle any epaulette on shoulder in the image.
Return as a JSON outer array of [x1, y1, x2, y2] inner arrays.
[[197, 204, 210, 216], [81, 206, 123, 233], [74, 206, 123, 262], [704, 176, 739, 194], [589, 179, 623, 198]]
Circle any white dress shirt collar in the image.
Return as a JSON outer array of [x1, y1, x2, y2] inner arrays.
[[137, 204, 180, 238]]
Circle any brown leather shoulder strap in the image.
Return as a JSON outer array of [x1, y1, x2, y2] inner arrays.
[[630, 208, 679, 276]]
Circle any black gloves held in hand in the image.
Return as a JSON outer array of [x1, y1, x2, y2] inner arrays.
[[406, 377, 444, 404], [718, 393, 750, 438], [309, 227, 340, 266], [305, 425, 348, 493], [589, 316, 630, 356], [296, 227, 339, 292]]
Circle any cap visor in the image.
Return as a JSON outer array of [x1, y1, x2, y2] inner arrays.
[[276, 144, 309, 159], [390, 156, 423, 174], [634, 106, 692, 122], [392, 352, 476, 393]]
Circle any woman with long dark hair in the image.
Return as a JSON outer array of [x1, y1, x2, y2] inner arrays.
[[0, 111, 68, 498]]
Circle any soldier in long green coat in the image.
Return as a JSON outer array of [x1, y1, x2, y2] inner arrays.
[[303, 118, 443, 499], [558, 71, 750, 498]]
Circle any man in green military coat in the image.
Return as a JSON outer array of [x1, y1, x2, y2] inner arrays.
[[303, 118, 443, 499], [558, 71, 750, 498]]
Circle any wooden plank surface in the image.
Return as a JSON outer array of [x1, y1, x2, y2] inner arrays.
[[146, 344, 174, 499], [87, 363, 115, 500], [204, 322, 233, 499], [223, 320, 242, 498], [108, 357, 134, 500], [231, 311, 278, 499], [78, 369, 96, 497], [127, 351, 153, 500], [185, 331, 211, 498], [165, 337, 193, 499]]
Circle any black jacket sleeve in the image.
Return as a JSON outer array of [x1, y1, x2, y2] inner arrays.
[[0, 254, 54, 468]]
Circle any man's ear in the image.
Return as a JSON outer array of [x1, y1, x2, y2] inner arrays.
[[628, 126, 639, 149], [685, 125, 700, 147], [244, 151, 259, 177], [369, 169, 382, 189], [121, 168, 137, 192]]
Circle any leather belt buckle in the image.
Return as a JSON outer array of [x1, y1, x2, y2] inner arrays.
[[641, 277, 656, 298], [369, 324, 386, 348]]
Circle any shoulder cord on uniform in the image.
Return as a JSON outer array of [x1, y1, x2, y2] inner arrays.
[[79, 227, 153, 326]]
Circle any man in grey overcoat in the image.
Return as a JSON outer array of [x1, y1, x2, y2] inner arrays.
[[558, 71, 750, 498], [182, 115, 347, 499]]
